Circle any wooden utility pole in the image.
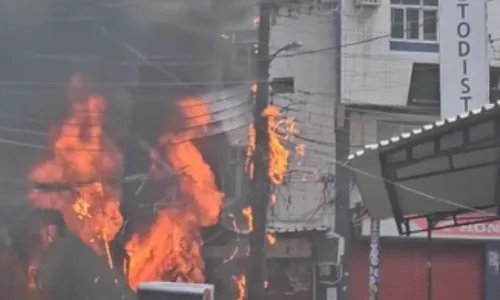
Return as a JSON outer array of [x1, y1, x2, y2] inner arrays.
[[334, 1, 352, 300], [247, 0, 271, 300]]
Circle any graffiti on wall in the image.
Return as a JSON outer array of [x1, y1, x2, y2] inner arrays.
[[369, 219, 380, 300]]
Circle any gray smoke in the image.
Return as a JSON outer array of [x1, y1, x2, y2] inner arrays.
[[0, 0, 257, 201], [38, 231, 137, 300], [0, 0, 255, 297]]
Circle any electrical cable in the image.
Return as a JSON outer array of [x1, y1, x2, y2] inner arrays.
[[0, 16, 431, 73], [0, 119, 489, 223]]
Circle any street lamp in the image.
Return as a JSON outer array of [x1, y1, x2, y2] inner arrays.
[[269, 41, 303, 60], [267, 41, 302, 94]]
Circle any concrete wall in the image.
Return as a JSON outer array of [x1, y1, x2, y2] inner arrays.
[[268, 5, 337, 229], [341, 0, 500, 106]]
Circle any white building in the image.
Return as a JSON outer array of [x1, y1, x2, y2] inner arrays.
[[266, 2, 337, 230], [342, 0, 500, 107], [343, 0, 500, 207]]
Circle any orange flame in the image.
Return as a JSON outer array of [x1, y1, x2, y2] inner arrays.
[[251, 83, 257, 93], [28, 74, 123, 256], [295, 144, 305, 156], [270, 194, 276, 204], [27, 225, 58, 289], [233, 274, 246, 300], [246, 105, 292, 185], [266, 233, 276, 245], [242, 206, 253, 232], [125, 97, 223, 290]]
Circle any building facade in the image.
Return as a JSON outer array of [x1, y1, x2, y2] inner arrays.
[[340, 1, 500, 300], [268, 1, 336, 231], [346, 104, 500, 300], [347, 98, 500, 300], [341, 0, 500, 107], [211, 2, 340, 300], [219, 0, 338, 230]]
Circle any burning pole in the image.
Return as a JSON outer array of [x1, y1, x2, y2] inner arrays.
[[247, 1, 271, 300]]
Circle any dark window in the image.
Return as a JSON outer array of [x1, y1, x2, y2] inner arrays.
[[402, 0, 420, 4], [490, 67, 500, 102], [391, 8, 404, 39], [423, 10, 437, 41], [407, 63, 440, 106], [407, 64, 500, 105], [423, 0, 438, 6], [406, 9, 420, 40]]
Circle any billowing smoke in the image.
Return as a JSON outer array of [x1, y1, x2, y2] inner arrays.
[[0, 0, 256, 299]]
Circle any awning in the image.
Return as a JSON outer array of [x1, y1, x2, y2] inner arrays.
[[348, 101, 500, 228]]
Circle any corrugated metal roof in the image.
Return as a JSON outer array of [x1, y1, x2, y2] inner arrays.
[[267, 225, 329, 233], [348, 100, 500, 161]]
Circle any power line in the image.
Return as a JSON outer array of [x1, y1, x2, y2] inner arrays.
[[0, 125, 490, 219]]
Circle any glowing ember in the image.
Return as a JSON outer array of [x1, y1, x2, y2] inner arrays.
[[246, 105, 291, 185], [253, 16, 259, 26], [270, 194, 277, 204], [28, 74, 123, 256], [242, 206, 253, 232], [266, 233, 276, 245], [295, 144, 305, 156], [251, 84, 257, 93], [125, 97, 224, 290], [233, 274, 246, 300], [27, 264, 38, 290], [28, 225, 59, 290]]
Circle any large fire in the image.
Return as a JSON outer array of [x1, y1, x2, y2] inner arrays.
[[29, 75, 123, 257], [124, 97, 223, 290], [234, 102, 300, 299], [22, 75, 295, 299], [26, 76, 223, 293]]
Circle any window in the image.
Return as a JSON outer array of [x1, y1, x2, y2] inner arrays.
[[390, 0, 438, 42]]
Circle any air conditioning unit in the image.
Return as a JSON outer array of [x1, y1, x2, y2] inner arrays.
[[354, 0, 381, 8]]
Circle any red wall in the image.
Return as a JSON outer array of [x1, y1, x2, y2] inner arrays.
[[349, 241, 483, 300]]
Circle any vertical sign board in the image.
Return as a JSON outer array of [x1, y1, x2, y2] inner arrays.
[[439, 0, 489, 118]]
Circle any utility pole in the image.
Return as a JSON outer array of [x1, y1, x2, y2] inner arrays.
[[333, 1, 351, 300], [247, 0, 271, 300]]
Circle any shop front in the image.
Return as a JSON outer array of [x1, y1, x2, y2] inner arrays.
[[347, 101, 500, 300]]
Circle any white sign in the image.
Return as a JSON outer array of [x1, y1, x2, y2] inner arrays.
[[361, 216, 500, 240], [439, 0, 489, 118]]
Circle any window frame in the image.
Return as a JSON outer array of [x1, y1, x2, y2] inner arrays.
[[390, 0, 438, 44]]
